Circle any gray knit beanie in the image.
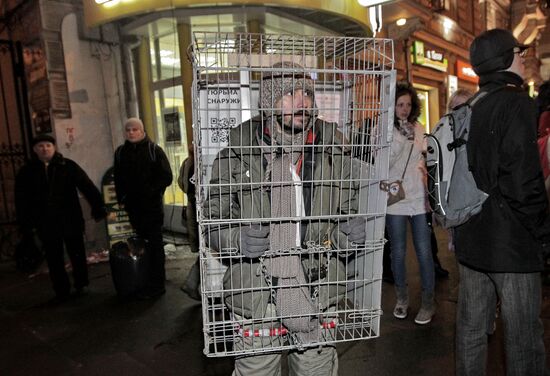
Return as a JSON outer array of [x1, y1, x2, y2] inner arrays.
[[260, 62, 315, 114]]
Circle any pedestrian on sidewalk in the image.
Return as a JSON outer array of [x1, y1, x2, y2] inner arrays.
[[15, 135, 107, 302], [114, 118, 173, 300], [385, 81, 436, 325], [178, 142, 201, 300], [455, 29, 550, 375]]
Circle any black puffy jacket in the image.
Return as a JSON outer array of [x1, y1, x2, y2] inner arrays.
[[455, 71, 550, 272]]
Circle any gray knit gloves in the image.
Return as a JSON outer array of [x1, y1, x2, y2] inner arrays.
[[331, 217, 367, 249], [240, 225, 270, 258], [341, 217, 367, 243]]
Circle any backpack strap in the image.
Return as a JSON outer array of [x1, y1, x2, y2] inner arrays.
[[468, 85, 509, 108], [448, 86, 509, 151], [401, 143, 414, 180]]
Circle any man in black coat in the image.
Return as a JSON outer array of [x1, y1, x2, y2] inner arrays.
[[455, 29, 550, 375], [15, 135, 106, 301], [114, 118, 173, 299]]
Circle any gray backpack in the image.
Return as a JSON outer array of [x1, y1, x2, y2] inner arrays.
[[425, 89, 499, 228]]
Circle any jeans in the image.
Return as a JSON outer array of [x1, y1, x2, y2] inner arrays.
[[456, 264, 546, 376], [385, 213, 434, 294]]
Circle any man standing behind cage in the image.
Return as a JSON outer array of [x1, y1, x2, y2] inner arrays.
[[204, 62, 364, 376], [178, 142, 201, 300], [455, 29, 550, 375], [114, 118, 173, 299], [15, 135, 107, 302]]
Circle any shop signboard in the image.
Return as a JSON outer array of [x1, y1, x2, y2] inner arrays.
[[412, 40, 448, 73], [456, 60, 478, 84], [447, 74, 458, 98]]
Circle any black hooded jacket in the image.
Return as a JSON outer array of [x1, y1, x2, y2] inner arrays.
[[15, 153, 105, 237], [454, 71, 550, 272], [114, 137, 172, 223]]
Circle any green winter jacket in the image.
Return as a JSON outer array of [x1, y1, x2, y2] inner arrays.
[[204, 115, 358, 251], [205, 116, 358, 319]]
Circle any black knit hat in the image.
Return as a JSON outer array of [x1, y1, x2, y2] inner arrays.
[[470, 29, 528, 75], [31, 134, 56, 147]]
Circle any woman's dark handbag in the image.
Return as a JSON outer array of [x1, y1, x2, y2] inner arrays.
[[109, 236, 149, 296], [380, 143, 413, 206], [380, 180, 406, 206]]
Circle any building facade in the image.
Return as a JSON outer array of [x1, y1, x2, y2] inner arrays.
[[382, 0, 548, 131]]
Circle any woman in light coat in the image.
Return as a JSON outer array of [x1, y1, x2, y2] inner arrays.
[[385, 82, 435, 325]]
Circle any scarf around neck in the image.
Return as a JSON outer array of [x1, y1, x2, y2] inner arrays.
[[261, 116, 320, 342], [394, 119, 415, 139]]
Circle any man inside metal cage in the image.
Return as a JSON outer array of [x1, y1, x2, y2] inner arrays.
[[205, 61, 366, 375]]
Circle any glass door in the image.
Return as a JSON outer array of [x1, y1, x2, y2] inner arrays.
[[154, 85, 188, 206]]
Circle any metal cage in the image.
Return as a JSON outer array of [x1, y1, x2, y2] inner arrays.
[[190, 32, 395, 357]]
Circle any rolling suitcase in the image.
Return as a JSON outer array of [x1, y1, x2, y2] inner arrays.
[[109, 236, 149, 296]]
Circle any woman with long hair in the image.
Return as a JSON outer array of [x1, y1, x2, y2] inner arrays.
[[385, 82, 435, 325]]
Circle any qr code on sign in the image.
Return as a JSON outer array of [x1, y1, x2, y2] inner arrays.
[[210, 117, 236, 143]]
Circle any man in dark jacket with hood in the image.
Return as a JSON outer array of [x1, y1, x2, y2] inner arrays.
[[455, 29, 550, 375], [15, 135, 106, 301], [114, 118, 173, 299]]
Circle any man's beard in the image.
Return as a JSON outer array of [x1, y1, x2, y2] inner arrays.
[[278, 110, 312, 134]]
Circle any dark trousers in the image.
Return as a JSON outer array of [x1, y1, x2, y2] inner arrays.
[[42, 231, 88, 297], [130, 215, 165, 290], [456, 264, 546, 376], [186, 198, 199, 254], [383, 215, 444, 281]]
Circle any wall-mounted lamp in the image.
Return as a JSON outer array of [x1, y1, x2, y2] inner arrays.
[[369, 5, 383, 36], [443, 18, 453, 34], [396, 18, 407, 26]]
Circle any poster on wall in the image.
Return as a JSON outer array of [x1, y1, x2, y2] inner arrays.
[[23, 41, 47, 85], [23, 40, 53, 134], [162, 107, 183, 143], [29, 79, 52, 134]]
